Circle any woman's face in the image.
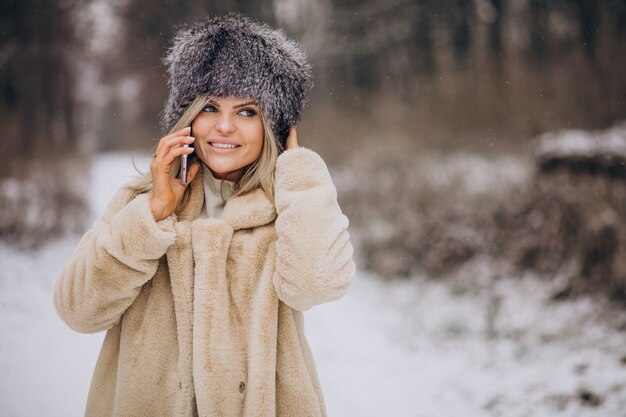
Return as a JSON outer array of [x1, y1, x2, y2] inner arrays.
[[190, 96, 264, 182]]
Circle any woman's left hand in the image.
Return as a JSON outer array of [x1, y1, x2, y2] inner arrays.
[[285, 127, 299, 150]]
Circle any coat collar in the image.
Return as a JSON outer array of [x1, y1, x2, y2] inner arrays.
[[174, 165, 276, 230]]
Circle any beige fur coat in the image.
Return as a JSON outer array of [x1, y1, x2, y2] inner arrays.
[[53, 147, 356, 417]]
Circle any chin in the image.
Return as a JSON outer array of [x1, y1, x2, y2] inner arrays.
[[204, 162, 243, 179], [200, 156, 233, 172], [207, 163, 238, 175]]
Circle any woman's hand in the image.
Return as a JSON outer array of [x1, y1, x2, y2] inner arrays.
[[285, 127, 299, 150], [149, 126, 201, 222]]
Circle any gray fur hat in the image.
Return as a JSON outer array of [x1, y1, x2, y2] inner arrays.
[[160, 13, 313, 147]]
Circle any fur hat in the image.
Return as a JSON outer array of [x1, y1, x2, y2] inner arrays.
[[160, 13, 313, 147]]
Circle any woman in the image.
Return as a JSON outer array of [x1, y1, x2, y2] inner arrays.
[[53, 14, 356, 417]]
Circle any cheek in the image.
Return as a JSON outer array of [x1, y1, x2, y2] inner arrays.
[[245, 124, 264, 158], [191, 115, 212, 137], [190, 116, 212, 161]]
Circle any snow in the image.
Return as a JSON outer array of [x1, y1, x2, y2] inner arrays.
[[535, 122, 626, 158], [0, 234, 101, 417], [417, 151, 531, 197], [308, 264, 626, 417], [2, 152, 626, 417]]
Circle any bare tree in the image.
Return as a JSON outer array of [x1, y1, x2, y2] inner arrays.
[[0, 0, 82, 175]]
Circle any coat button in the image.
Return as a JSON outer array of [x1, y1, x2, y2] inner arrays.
[[239, 381, 246, 393]]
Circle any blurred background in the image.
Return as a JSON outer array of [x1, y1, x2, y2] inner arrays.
[[2, 0, 626, 416]]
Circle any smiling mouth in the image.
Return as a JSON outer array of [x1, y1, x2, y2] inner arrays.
[[209, 142, 241, 149]]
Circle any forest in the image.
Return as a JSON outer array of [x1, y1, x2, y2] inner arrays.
[[1, 0, 624, 157]]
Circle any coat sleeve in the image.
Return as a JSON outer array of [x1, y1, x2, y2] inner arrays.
[[53, 188, 177, 333], [272, 147, 356, 311]]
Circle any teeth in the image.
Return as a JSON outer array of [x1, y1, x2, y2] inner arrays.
[[211, 142, 238, 149]]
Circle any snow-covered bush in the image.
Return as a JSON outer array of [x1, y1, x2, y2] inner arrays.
[[336, 121, 626, 302], [494, 122, 626, 301], [333, 144, 531, 277], [0, 155, 89, 248]]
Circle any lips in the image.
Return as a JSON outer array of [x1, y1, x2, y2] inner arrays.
[[210, 142, 240, 149], [209, 138, 240, 146], [207, 141, 241, 153]]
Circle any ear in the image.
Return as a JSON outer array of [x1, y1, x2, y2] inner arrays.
[[285, 127, 299, 150]]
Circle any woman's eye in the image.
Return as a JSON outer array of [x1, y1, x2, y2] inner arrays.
[[239, 108, 257, 117], [203, 105, 217, 113]]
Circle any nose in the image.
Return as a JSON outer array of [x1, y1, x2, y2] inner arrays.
[[215, 112, 236, 134]]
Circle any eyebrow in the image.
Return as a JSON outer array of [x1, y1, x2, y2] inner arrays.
[[208, 99, 258, 108], [234, 100, 258, 108]]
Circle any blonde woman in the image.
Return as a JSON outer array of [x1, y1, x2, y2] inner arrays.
[[53, 14, 355, 417]]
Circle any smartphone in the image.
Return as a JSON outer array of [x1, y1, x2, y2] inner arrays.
[[179, 137, 194, 185]]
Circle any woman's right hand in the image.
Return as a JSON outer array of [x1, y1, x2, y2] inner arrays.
[[149, 126, 201, 222]]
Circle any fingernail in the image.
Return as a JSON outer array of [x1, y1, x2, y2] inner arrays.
[[187, 136, 195, 141], [184, 126, 191, 131]]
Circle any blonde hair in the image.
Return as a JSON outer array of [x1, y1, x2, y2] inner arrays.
[[126, 94, 283, 211]]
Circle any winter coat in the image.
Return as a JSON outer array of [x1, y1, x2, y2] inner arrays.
[[53, 147, 356, 417]]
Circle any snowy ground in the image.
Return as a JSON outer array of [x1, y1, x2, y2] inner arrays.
[[2, 152, 626, 417]]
